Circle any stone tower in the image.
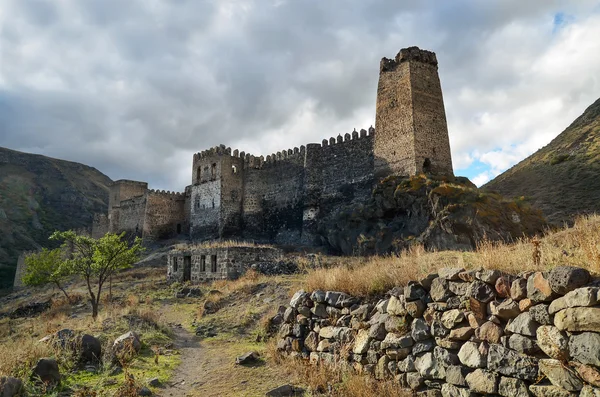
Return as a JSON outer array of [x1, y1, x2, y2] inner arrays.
[[373, 47, 453, 178]]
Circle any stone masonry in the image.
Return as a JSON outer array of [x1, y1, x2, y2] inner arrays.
[[93, 46, 454, 246]]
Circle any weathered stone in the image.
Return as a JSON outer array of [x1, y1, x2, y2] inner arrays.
[[466, 312, 485, 329], [113, 331, 142, 355], [511, 278, 528, 300], [398, 355, 416, 373], [412, 318, 431, 341], [138, 386, 152, 396], [303, 332, 318, 352], [449, 282, 469, 296], [316, 340, 331, 352], [508, 334, 539, 354], [353, 329, 371, 354], [528, 272, 556, 302], [530, 303, 552, 325], [487, 344, 538, 381], [458, 341, 486, 368], [569, 332, 600, 367], [290, 290, 309, 308], [0, 376, 23, 397], [571, 362, 600, 387], [438, 268, 464, 281], [384, 315, 409, 334], [387, 295, 407, 316], [467, 281, 496, 303], [506, 312, 539, 336], [441, 309, 464, 329], [536, 325, 569, 360], [555, 307, 600, 332], [458, 270, 477, 282], [368, 322, 387, 341], [415, 352, 445, 379], [433, 346, 459, 368], [376, 298, 389, 313], [441, 383, 473, 397], [469, 298, 488, 320], [498, 376, 529, 397], [477, 269, 502, 285], [539, 359, 583, 391], [492, 299, 520, 320], [446, 296, 462, 309], [311, 303, 328, 318], [529, 384, 577, 397], [431, 320, 450, 337], [406, 299, 426, 318], [375, 355, 390, 380], [430, 278, 454, 302], [445, 365, 470, 386], [406, 372, 424, 390], [283, 307, 296, 323], [449, 327, 474, 341], [381, 333, 413, 349], [477, 321, 503, 344], [236, 351, 260, 365], [581, 386, 600, 397], [495, 276, 513, 298], [465, 369, 498, 394], [351, 304, 371, 321], [413, 339, 436, 355], [549, 287, 600, 315], [265, 384, 304, 396], [547, 266, 590, 295], [31, 358, 60, 385], [405, 282, 427, 301], [519, 298, 534, 312], [435, 337, 463, 350], [385, 347, 411, 360]]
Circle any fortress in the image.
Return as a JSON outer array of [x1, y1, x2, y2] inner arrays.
[[92, 47, 454, 246]]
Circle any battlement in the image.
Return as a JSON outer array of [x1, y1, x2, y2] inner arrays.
[[111, 179, 149, 187], [320, 127, 374, 147], [380, 46, 438, 72], [147, 189, 186, 199]]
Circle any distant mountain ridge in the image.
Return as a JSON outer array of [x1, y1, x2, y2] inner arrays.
[[0, 147, 112, 289], [485, 97, 600, 225]]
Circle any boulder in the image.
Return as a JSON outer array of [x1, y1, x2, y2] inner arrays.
[[539, 359, 583, 391], [507, 334, 539, 354], [31, 358, 60, 386], [385, 315, 409, 334], [458, 341, 486, 368], [467, 281, 496, 303], [511, 278, 528, 300], [506, 312, 539, 336], [449, 327, 474, 341], [571, 362, 600, 387], [527, 272, 555, 302], [265, 384, 304, 396], [406, 300, 426, 318], [0, 376, 23, 397], [113, 331, 142, 355], [569, 332, 600, 367], [290, 290, 309, 308], [495, 276, 513, 298], [431, 278, 454, 302], [411, 318, 431, 341], [487, 344, 538, 381], [536, 326, 569, 360], [477, 269, 502, 285], [380, 333, 413, 349], [415, 352, 445, 379], [438, 268, 464, 281], [405, 282, 427, 301], [519, 298, 534, 312], [465, 369, 498, 394], [138, 386, 152, 396], [81, 334, 102, 363], [547, 266, 590, 295], [441, 309, 464, 329], [368, 322, 387, 341], [375, 356, 390, 380], [353, 329, 371, 354], [554, 307, 600, 332], [477, 321, 503, 344], [445, 365, 470, 386], [549, 287, 600, 315], [449, 282, 469, 296], [498, 376, 530, 397], [530, 304, 552, 325], [529, 384, 577, 397], [387, 295, 407, 316], [413, 339, 436, 355]]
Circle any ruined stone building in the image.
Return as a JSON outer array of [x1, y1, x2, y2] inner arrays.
[[92, 47, 453, 246]]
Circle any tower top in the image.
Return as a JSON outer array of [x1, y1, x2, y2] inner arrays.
[[380, 47, 438, 72]]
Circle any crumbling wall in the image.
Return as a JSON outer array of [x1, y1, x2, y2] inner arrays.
[[12, 251, 35, 288], [91, 213, 109, 238], [143, 190, 186, 240], [276, 266, 600, 396], [118, 195, 147, 237]]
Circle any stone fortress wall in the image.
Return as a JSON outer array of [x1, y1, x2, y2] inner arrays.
[[276, 266, 600, 396], [93, 46, 455, 246]]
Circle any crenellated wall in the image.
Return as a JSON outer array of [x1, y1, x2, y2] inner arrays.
[[143, 190, 186, 240]]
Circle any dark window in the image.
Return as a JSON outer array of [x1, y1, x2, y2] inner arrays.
[[210, 255, 217, 272], [200, 255, 206, 272], [212, 199, 215, 209], [177, 223, 182, 234], [173, 258, 178, 272], [183, 256, 191, 281], [211, 163, 217, 180], [196, 167, 202, 183], [232, 165, 237, 174], [423, 158, 432, 173]]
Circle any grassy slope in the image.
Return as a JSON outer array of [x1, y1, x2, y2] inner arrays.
[[485, 97, 600, 226], [0, 147, 112, 288]]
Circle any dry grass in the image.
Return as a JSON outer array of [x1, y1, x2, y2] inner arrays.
[[305, 214, 600, 297]]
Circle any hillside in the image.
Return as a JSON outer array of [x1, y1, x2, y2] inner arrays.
[[0, 147, 112, 289], [485, 97, 600, 225]]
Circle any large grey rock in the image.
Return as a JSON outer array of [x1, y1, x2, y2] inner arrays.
[[449, 282, 469, 296], [441, 383, 474, 397], [31, 358, 60, 385], [581, 386, 600, 397], [398, 355, 416, 373], [413, 339, 436, 355], [549, 287, 600, 314], [569, 332, 600, 367], [236, 351, 260, 365], [465, 369, 498, 394], [406, 372, 424, 390], [113, 331, 142, 355], [387, 295, 407, 316], [405, 282, 427, 301], [547, 266, 590, 295], [81, 334, 102, 363], [384, 315, 409, 334], [368, 323, 387, 341], [375, 356, 390, 380], [441, 309, 464, 329], [438, 268, 464, 281], [353, 329, 371, 354], [492, 299, 520, 320], [511, 278, 528, 300], [0, 377, 23, 397], [467, 281, 496, 303], [529, 384, 577, 397], [415, 352, 446, 379], [487, 344, 538, 381], [380, 333, 413, 349], [290, 290, 309, 308], [458, 341, 486, 368], [539, 359, 583, 392], [265, 384, 304, 396], [536, 326, 569, 360], [554, 307, 600, 332], [528, 272, 556, 302], [498, 376, 529, 397], [571, 362, 600, 387], [506, 312, 539, 336], [477, 269, 502, 285], [430, 278, 454, 302], [406, 299, 426, 318], [412, 318, 431, 341], [530, 304, 552, 325], [445, 365, 470, 386], [477, 321, 503, 344], [508, 334, 539, 354], [433, 346, 459, 368]]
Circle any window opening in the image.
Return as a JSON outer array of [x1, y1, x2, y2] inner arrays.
[[200, 255, 206, 272], [210, 255, 217, 272]]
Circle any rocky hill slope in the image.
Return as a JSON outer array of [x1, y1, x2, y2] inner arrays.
[[0, 147, 112, 289], [485, 97, 600, 226], [321, 174, 546, 255]]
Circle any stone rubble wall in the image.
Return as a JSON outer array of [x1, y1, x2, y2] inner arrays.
[[276, 266, 600, 397]]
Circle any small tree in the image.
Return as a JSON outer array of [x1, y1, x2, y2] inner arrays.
[[51, 231, 144, 319], [22, 248, 72, 302]]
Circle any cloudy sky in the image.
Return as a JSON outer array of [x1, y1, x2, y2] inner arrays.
[[1, 0, 599, 190]]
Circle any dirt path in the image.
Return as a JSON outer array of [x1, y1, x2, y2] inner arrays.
[[160, 326, 205, 397]]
